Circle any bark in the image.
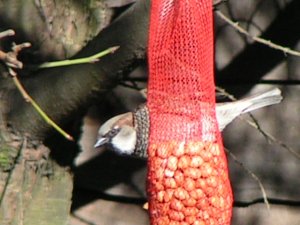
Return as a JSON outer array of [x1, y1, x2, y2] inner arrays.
[[0, 0, 150, 140], [0, 0, 113, 59], [0, 141, 73, 225], [0, 1, 150, 224]]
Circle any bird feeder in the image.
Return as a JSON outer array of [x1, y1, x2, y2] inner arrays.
[[146, 0, 233, 224]]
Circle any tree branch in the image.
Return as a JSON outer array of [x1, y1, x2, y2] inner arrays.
[[1, 0, 150, 140], [216, 0, 300, 96]]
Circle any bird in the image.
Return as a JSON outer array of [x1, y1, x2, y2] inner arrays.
[[94, 88, 282, 158]]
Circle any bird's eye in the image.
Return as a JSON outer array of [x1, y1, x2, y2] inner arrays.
[[109, 127, 120, 137]]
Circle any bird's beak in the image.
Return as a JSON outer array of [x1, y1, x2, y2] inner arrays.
[[94, 137, 109, 148]]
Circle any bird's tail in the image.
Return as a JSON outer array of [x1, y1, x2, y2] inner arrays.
[[242, 88, 283, 113]]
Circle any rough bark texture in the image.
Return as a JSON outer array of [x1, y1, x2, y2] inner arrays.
[[0, 137, 73, 225], [0, 0, 150, 140], [0, 0, 113, 59], [0, 1, 150, 224]]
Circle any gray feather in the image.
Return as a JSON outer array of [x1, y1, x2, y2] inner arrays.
[[216, 88, 282, 131]]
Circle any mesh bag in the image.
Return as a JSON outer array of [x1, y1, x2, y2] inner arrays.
[[147, 0, 233, 224]]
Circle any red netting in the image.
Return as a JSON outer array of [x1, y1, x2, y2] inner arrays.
[[147, 0, 233, 224]]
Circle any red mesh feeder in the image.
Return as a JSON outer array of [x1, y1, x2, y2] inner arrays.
[[146, 0, 233, 224]]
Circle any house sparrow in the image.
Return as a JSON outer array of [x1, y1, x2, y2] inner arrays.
[[94, 88, 282, 158]]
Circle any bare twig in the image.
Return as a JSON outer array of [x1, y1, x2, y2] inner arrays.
[[0, 29, 15, 39], [0, 30, 73, 141], [9, 69, 74, 141], [243, 115, 300, 160], [39, 46, 119, 68], [216, 87, 300, 160], [0, 42, 31, 69], [216, 86, 236, 101], [224, 147, 270, 210], [216, 10, 300, 57]]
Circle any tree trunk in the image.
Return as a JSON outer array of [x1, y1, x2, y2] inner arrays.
[[0, 0, 150, 224]]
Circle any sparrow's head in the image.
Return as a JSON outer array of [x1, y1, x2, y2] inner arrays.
[[94, 112, 137, 155]]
